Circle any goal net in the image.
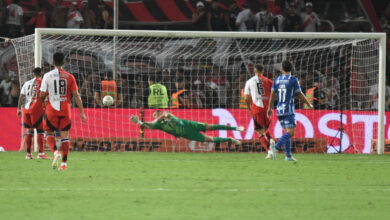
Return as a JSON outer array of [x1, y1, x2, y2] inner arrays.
[[11, 29, 386, 154]]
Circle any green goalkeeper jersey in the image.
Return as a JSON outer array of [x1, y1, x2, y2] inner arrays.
[[151, 115, 186, 137]]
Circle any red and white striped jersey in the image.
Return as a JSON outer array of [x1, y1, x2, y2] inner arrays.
[[40, 68, 78, 117], [244, 75, 273, 114]]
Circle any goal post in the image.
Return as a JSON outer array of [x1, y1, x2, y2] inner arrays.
[[14, 28, 387, 154]]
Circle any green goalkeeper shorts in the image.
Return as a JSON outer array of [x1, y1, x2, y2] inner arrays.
[[182, 120, 207, 142]]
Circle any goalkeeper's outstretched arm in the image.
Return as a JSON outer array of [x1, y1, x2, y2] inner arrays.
[[130, 111, 173, 129], [130, 115, 154, 129]]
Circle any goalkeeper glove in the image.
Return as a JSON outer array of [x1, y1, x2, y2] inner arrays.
[[131, 115, 144, 126]]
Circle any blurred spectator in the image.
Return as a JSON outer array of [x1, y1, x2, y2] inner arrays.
[[80, 73, 100, 107], [117, 76, 129, 108], [192, 1, 207, 31], [81, 0, 96, 29], [161, 69, 173, 97], [6, 0, 24, 38], [283, 2, 302, 32], [305, 77, 326, 109], [233, 69, 248, 109], [226, 2, 239, 31], [380, 3, 390, 35], [129, 75, 145, 108], [0, 63, 6, 81], [301, 2, 320, 32], [190, 79, 206, 108], [369, 83, 390, 111], [286, 0, 305, 14], [171, 78, 190, 108], [147, 74, 169, 108], [10, 75, 19, 106], [324, 0, 348, 19], [273, 8, 284, 32], [174, 67, 190, 86], [51, 0, 68, 28], [236, 3, 256, 31], [27, 4, 47, 29], [207, 66, 230, 108], [0, 0, 6, 36], [96, 0, 111, 29], [323, 66, 340, 110], [0, 72, 12, 106], [256, 2, 274, 32], [207, 0, 228, 31], [67, 1, 83, 29]]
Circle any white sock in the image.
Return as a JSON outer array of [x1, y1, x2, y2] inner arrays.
[[61, 162, 67, 166]]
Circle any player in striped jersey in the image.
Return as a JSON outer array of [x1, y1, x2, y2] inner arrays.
[[17, 67, 49, 159], [267, 60, 313, 161], [40, 52, 86, 170], [244, 64, 275, 158]]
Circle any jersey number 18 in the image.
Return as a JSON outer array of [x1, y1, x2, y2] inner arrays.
[[53, 79, 67, 96]]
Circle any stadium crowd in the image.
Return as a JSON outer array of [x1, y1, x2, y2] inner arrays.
[[0, 0, 389, 111]]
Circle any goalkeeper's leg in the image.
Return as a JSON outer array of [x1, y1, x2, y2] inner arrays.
[[206, 124, 244, 131], [204, 135, 241, 145]]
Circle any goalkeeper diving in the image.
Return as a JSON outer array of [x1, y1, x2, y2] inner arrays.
[[130, 110, 244, 145]]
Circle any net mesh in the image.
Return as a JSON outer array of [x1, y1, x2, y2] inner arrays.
[[11, 33, 381, 153]]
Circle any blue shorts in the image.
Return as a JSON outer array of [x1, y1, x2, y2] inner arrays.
[[277, 114, 296, 128]]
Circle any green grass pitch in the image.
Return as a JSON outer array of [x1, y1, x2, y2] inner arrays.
[[1, 152, 390, 219]]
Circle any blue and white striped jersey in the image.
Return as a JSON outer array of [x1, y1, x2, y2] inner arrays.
[[271, 74, 302, 116]]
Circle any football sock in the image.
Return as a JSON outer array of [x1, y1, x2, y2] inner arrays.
[[275, 132, 291, 151], [259, 135, 269, 151], [37, 132, 45, 153], [265, 130, 272, 140], [210, 125, 236, 130], [284, 133, 292, 158], [46, 135, 57, 153], [61, 139, 70, 162], [25, 132, 33, 154], [213, 137, 232, 143]]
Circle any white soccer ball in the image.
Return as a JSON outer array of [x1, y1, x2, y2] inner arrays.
[[102, 95, 114, 106]]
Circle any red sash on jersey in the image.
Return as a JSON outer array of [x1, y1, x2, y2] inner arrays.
[[303, 14, 315, 29], [67, 12, 77, 21]]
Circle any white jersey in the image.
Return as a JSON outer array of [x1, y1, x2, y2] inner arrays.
[[40, 69, 62, 111], [301, 12, 320, 32], [244, 75, 272, 109], [67, 10, 83, 28], [6, 4, 23, 25], [236, 9, 255, 31], [255, 11, 274, 32], [20, 78, 35, 110]]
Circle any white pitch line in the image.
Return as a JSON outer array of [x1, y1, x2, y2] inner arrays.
[[1, 187, 390, 192]]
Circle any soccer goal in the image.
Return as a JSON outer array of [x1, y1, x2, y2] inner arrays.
[[11, 29, 386, 154]]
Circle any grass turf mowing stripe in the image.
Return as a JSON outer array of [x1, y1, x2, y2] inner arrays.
[[1, 152, 390, 219]]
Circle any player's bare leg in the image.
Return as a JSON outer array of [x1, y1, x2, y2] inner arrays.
[[204, 135, 241, 145], [25, 128, 35, 159], [58, 131, 70, 170]]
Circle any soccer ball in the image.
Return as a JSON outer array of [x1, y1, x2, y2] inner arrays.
[[102, 95, 114, 106]]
